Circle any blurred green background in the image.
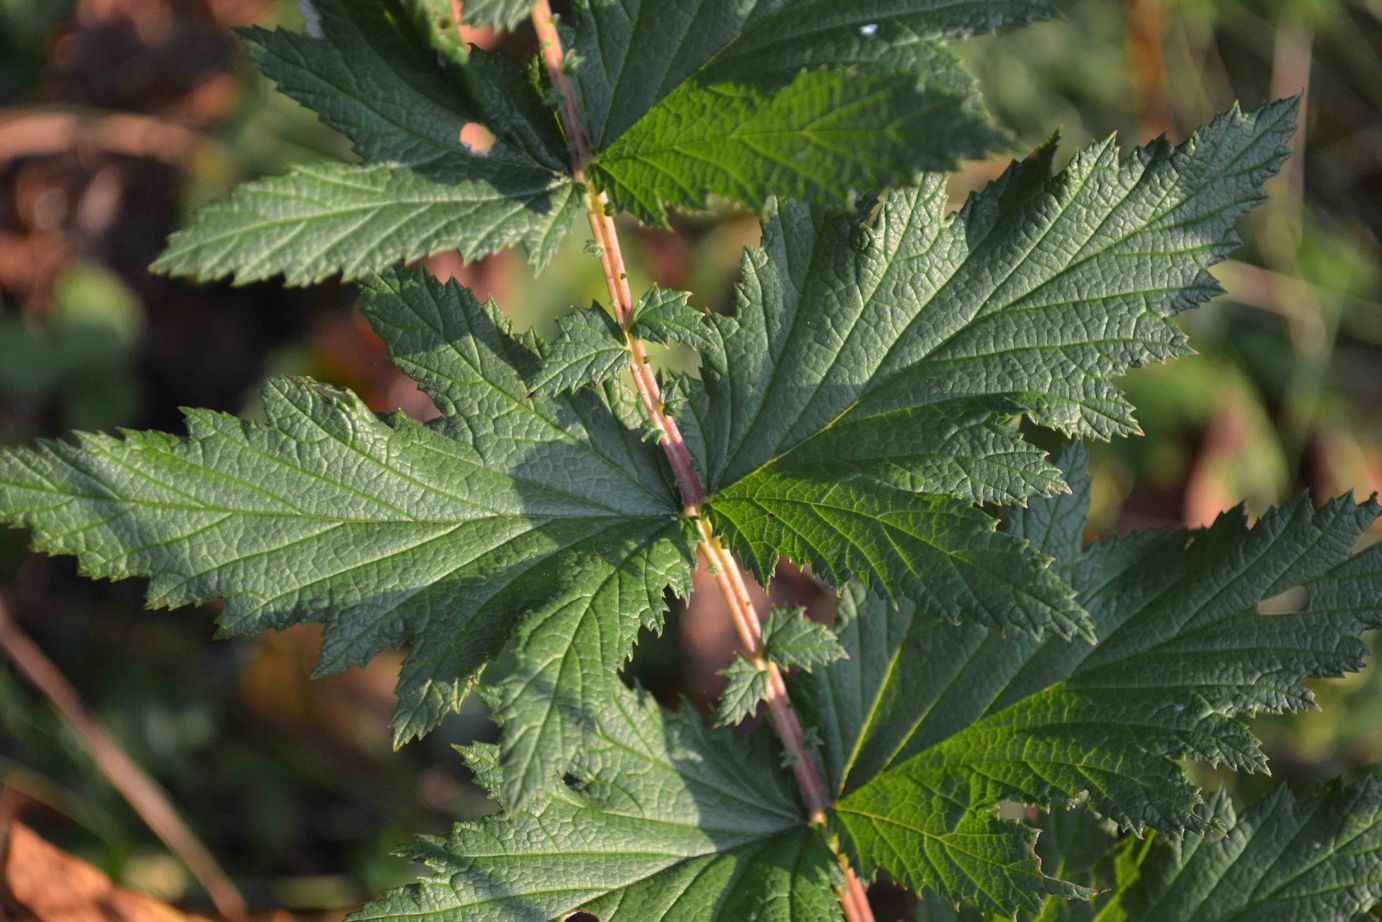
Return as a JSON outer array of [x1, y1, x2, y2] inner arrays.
[[0, 0, 1377, 916]]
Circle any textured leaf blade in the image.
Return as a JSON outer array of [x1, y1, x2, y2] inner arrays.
[[461, 0, 531, 30], [759, 606, 847, 672], [495, 525, 694, 804], [354, 684, 843, 922], [243, 0, 490, 174], [574, 0, 1052, 222], [591, 68, 1006, 225], [716, 656, 771, 727], [1097, 780, 1382, 921], [791, 449, 1382, 915], [704, 1, 1060, 84], [153, 162, 580, 286], [689, 101, 1296, 639], [572, 0, 1054, 147], [717, 606, 845, 725], [836, 788, 1091, 916], [358, 268, 694, 795], [711, 476, 1088, 640], [534, 303, 629, 395], [630, 286, 724, 358], [165, 0, 574, 284], [0, 268, 693, 791]]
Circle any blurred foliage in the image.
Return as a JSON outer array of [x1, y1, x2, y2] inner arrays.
[[0, 0, 1376, 914], [0, 262, 143, 431]]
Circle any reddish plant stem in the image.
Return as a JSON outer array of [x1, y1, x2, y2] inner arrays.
[[530, 4, 872, 920]]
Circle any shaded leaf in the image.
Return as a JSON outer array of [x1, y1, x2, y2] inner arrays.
[[159, 0, 574, 284], [355, 684, 843, 922], [575, 0, 1053, 222], [792, 452, 1382, 915], [1097, 779, 1382, 921]]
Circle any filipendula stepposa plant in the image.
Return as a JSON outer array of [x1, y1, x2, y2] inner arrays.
[[1, 1, 1378, 919]]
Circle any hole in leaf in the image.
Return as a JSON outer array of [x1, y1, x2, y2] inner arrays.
[[1257, 585, 1310, 615]]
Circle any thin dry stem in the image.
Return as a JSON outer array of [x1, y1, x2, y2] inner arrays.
[[530, 3, 872, 919], [0, 595, 246, 918]]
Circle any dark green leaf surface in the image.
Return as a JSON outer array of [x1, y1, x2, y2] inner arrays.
[[591, 67, 1006, 225], [575, 0, 1052, 222], [157, 0, 574, 284], [153, 162, 581, 285], [243, 0, 494, 173], [921, 779, 1382, 921], [630, 286, 724, 359], [360, 268, 695, 802], [571, 0, 1053, 147], [716, 606, 846, 725], [534, 303, 629, 394], [689, 101, 1295, 640], [0, 269, 694, 804], [1097, 780, 1382, 921], [793, 448, 1382, 915], [355, 683, 842, 922]]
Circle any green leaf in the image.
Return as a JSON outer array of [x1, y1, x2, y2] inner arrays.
[[716, 606, 846, 725], [574, 0, 1054, 222], [689, 100, 1296, 640], [630, 286, 724, 359], [924, 777, 1382, 922], [716, 656, 770, 728], [361, 268, 696, 802], [1095, 779, 1382, 921], [244, 0, 481, 173], [461, 0, 531, 31], [354, 683, 843, 922], [792, 449, 1382, 915], [1009, 442, 1091, 565], [759, 606, 847, 672], [591, 67, 1007, 225], [158, 0, 575, 285], [0, 268, 695, 802], [711, 478, 1087, 641], [152, 162, 581, 286], [571, 0, 1052, 148], [534, 303, 629, 394], [249, 0, 566, 171]]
